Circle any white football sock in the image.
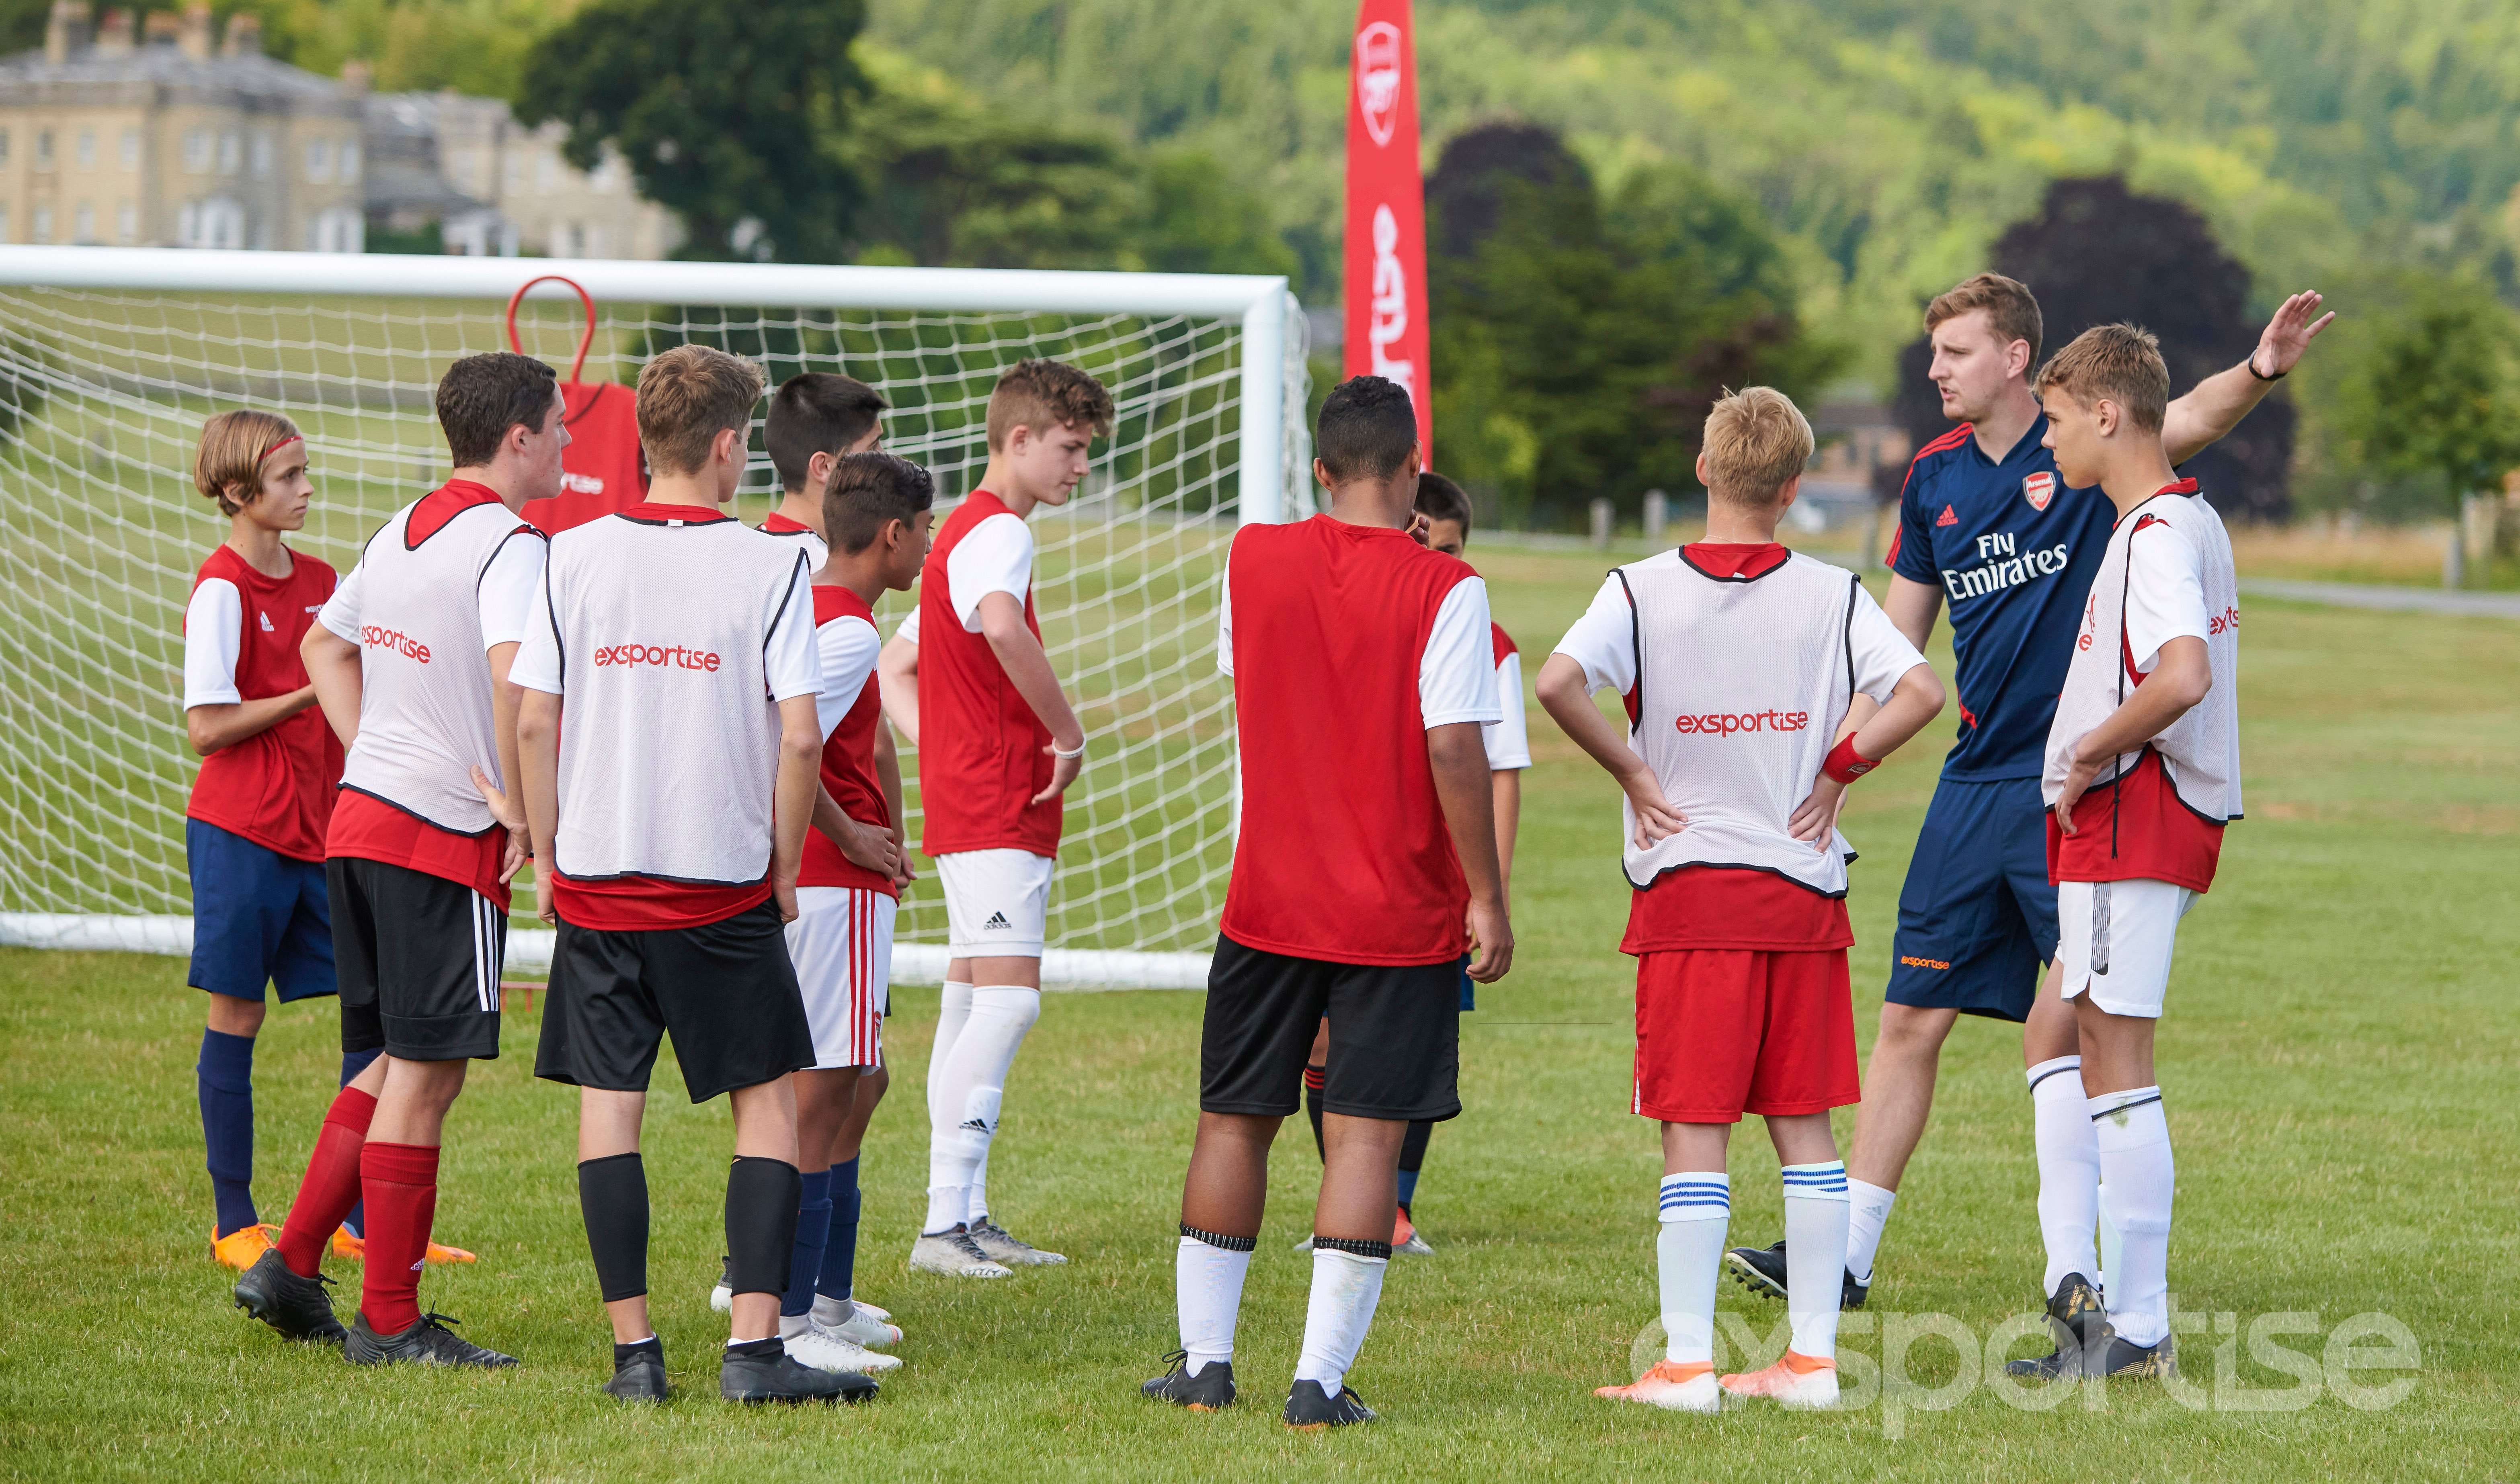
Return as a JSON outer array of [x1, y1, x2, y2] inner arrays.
[[1175, 1233, 1254, 1376], [1292, 1246, 1388, 1394], [2030, 1055, 2102, 1293], [1657, 1171, 1729, 1365], [925, 981, 974, 1127], [2089, 1087, 2173, 1347], [970, 1138, 992, 1225], [925, 985, 1038, 1229], [1781, 1160, 1851, 1360], [1843, 1178, 1896, 1285]]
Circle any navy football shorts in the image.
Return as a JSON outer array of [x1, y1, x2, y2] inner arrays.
[[186, 818, 336, 1003], [1884, 775, 2057, 1023]]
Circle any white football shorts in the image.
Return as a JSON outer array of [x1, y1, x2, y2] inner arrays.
[[934, 847, 1053, 959], [2055, 877, 2198, 1019], [786, 886, 894, 1069]]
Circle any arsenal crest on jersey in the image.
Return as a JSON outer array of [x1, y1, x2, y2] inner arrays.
[[2023, 471, 2056, 512]]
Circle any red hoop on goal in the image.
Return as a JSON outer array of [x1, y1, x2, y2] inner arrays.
[[502, 274, 597, 387]]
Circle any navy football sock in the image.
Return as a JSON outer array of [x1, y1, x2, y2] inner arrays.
[[197, 1027, 258, 1236], [783, 1169, 832, 1318], [818, 1157, 862, 1301]]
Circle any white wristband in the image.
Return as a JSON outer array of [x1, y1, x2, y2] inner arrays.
[[1052, 738, 1087, 760]]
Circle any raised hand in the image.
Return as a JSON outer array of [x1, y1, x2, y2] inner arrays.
[[2252, 291, 2335, 378]]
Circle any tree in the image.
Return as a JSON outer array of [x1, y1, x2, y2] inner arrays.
[[1427, 121, 1835, 529], [2329, 273, 2520, 586], [514, 0, 867, 263], [1886, 176, 2296, 520]]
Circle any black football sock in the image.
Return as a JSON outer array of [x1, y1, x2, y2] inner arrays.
[[1397, 1119, 1432, 1217], [578, 1152, 650, 1302], [725, 1156, 803, 1302]]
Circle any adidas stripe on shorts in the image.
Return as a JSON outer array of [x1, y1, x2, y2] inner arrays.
[[327, 855, 504, 1062], [2055, 877, 2196, 1020], [787, 885, 894, 1069], [935, 847, 1052, 959]]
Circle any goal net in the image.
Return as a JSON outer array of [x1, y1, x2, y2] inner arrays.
[[0, 248, 1307, 989]]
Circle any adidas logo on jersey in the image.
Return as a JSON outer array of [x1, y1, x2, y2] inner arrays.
[[258, 611, 275, 632], [1936, 504, 1958, 527], [983, 912, 1011, 930]]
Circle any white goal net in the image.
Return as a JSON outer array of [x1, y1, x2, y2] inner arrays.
[[0, 248, 1306, 989]]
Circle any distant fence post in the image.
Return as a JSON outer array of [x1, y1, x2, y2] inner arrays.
[[1590, 497, 1614, 550], [1644, 489, 1668, 545]]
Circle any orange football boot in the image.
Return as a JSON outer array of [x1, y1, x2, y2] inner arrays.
[[211, 1222, 278, 1270], [331, 1226, 478, 1264], [1720, 1350, 1839, 1408], [1596, 1359, 1723, 1412]]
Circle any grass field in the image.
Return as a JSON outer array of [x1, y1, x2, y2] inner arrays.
[[3, 542, 2515, 1481]]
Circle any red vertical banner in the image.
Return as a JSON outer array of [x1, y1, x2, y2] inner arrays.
[[1344, 0, 1433, 464]]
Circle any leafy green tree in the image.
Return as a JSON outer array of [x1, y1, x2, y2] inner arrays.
[[1428, 121, 1835, 529], [2328, 274, 2520, 585], [514, 0, 867, 263]]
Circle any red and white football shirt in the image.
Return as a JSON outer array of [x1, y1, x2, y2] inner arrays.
[[760, 510, 830, 570], [1484, 624, 1530, 771], [510, 502, 822, 930], [913, 492, 1060, 857], [2044, 478, 2241, 892], [517, 382, 649, 534], [1218, 515, 1499, 965], [1552, 542, 1924, 953], [801, 583, 896, 898], [182, 543, 342, 862], [316, 480, 546, 907]]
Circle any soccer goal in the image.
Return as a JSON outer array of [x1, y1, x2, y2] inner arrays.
[[0, 246, 1308, 989]]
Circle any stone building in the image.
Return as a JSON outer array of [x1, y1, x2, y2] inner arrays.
[[365, 89, 679, 260], [0, 2, 365, 251]]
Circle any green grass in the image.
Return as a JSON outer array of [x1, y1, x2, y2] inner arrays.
[[2, 545, 2514, 1480]]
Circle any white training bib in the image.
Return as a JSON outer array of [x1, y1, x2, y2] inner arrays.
[[537, 512, 815, 887], [1614, 551, 1880, 895], [2043, 485, 2243, 823], [330, 494, 545, 833]]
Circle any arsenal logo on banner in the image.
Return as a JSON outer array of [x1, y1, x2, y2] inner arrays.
[[2023, 470, 2056, 512], [1344, 0, 1433, 463]]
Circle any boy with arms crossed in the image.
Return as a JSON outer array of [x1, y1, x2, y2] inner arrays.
[[2010, 325, 2241, 1381], [231, 355, 563, 1364], [876, 359, 1111, 1276], [1295, 471, 1526, 1256], [516, 345, 872, 1405], [1539, 389, 1943, 1412], [773, 452, 934, 1377], [181, 411, 344, 1271], [1142, 376, 1511, 1429]]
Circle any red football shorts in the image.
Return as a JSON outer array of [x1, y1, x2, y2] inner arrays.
[[1632, 948, 1858, 1123]]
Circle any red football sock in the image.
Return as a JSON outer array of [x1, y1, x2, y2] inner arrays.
[[359, 1141, 440, 1334], [275, 1086, 377, 1277]]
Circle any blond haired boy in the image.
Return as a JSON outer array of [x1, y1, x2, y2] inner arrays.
[[1538, 387, 1945, 1411]]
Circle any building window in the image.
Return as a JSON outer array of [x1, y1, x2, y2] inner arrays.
[[310, 205, 362, 254], [535, 150, 558, 195], [303, 137, 333, 182], [0, 205, 11, 242], [338, 139, 361, 184], [34, 204, 53, 242], [502, 150, 525, 196], [37, 129, 55, 171], [177, 197, 244, 250], [0, 129, 10, 167], [76, 129, 95, 170], [117, 201, 137, 243], [120, 128, 139, 170], [218, 131, 240, 175], [73, 202, 93, 241], [182, 128, 209, 174], [250, 133, 271, 178], [585, 223, 609, 258]]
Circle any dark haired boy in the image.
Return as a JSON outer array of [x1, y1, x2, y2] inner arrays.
[[515, 344, 872, 1405], [1144, 375, 1511, 1429], [760, 372, 889, 566], [2008, 324, 2242, 1382], [231, 352, 564, 1364], [772, 452, 933, 1378], [878, 357, 1112, 1277], [1293, 470, 1525, 1258]]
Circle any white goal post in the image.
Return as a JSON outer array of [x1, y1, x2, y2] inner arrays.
[[0, 245, 1308, 989]]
